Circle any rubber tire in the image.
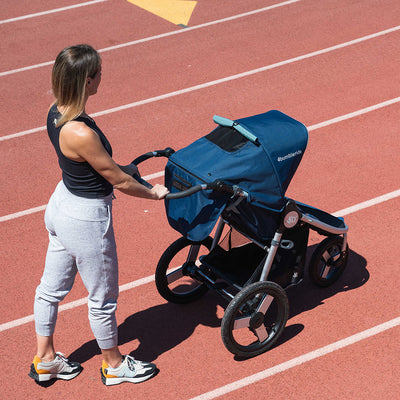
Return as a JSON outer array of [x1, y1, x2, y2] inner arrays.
[[155, 236, 213, 304], [221, 281, 289, 358], [308, 235, 349, 287]]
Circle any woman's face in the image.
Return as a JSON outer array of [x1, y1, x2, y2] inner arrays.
[[87, 64, 102, 96]]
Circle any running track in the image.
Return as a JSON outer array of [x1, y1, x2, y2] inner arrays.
[[1, 0, 399, 398]]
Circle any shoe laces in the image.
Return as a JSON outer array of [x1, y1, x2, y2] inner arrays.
[[55, 352, 73, 366], [56, 352, 67, 361], [125, 355, 140, 371]]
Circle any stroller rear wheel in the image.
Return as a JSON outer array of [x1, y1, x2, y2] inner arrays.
[[308, 235, 348, 287], [221, 281, 289, 358], [155, 236, 213, 303]]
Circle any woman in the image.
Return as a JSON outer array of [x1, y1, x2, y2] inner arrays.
[[29, 44, 169, 386]]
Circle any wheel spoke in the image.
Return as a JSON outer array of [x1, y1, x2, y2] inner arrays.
[[233, 316, 251, 330], [321, 264, 331, 279], [257, 294, 273, 315], [322, 250, 331, 262], [254, 325, 269, 342], [320, 250, 333, 279], [309, 236, 348, 288], [166, 267, 184, 284]]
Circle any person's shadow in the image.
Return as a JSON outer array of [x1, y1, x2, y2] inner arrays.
[[69, 293, 221, 364], [69, 245, 368, 364]]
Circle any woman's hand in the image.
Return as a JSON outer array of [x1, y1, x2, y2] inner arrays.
[[150, 184, 169, 200]]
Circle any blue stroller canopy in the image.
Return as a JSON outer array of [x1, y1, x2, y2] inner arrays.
[[165, 110, 308, 241]]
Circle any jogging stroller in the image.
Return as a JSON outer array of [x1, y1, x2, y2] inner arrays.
[[133, 110, 349, 358]]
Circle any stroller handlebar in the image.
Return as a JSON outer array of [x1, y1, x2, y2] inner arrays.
[[213, 115, 260, 145], [165, 180, 248, 200], [129, 149, 248, 200], [166, 184, 206, 199], [131, 147, 175, 165], [129, 147, 174, 191]]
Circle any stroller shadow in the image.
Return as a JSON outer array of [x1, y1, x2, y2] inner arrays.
[[271, 245, 369, 351], [233, 245, 368, 360], [69, 295, 221, 364], [69, 246, 368, 364], [287, 245, 369, 316]]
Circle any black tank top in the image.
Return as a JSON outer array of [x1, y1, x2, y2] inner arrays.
[[47, 104, 114, 198]]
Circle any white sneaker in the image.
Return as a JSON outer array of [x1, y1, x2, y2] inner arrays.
[[101, 355, 157, 386], [29, 352, 83, 383]]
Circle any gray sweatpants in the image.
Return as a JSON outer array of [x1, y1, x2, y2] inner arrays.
[[34, 181, 119, 349]]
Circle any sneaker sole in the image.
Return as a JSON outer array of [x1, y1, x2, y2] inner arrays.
[[29, 364, 83, 382], [100, 368, 156, 386]]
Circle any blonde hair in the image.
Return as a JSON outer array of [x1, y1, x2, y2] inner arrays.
[[52, 44, 101, 127]]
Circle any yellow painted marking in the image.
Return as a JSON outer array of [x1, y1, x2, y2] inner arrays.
[[127, 0, 197, 26]]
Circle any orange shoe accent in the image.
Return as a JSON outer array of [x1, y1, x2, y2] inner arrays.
[[33, 355, 51, 374], [102, 360, 117, 378]]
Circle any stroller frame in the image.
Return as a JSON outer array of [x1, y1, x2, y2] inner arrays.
[[154, 193, 348, 358], [132, 110, 349, 358], [152, 184, 348, 357], [209, 198, 348, 292]]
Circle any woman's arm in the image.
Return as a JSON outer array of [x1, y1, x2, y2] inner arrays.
[[59, 121, 169, 199]]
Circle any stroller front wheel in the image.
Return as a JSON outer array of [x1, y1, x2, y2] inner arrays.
[[308, 235, 349, 287], [221, 281, 289, 358], [155, 236, 213, 303]]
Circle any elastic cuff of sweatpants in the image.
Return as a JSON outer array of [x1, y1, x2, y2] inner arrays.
[[35, 322, 56, 337], [96, 336, 118, 350]]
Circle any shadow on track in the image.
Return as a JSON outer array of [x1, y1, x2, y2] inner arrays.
[[69, 246, 368, 364], [69, 294, 221, 364]]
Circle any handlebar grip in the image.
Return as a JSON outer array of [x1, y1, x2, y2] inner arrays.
[[165, 180, 247, 200], [165, 184, 205, 199], [213, 115, 234, 127], [213, 115, 259, 145]]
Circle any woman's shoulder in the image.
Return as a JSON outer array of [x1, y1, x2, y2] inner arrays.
[[61, 119, 96, 139], [59, 120, 102, 160]]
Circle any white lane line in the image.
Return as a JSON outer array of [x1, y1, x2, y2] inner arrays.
[[0, 0, 110, 24], [0, 273, 157, 332], [2, 95, 399, 143], [1, 25, 400, 142], [53, 273, 156, 312], [308, 97, 400, 131], [94, 0, 301, 51], [1, 98, 399, 222], [188, 317, 400, 400], [1, 187, 399, 333], [3, 26, 400, 142], [0, 0, 301, 76], [0, 171, 164, 222], [333, 189, 400, 217], [0, 205, 47, 222]]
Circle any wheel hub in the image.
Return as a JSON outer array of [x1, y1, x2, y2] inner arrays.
[[249, 312, 264, 329]]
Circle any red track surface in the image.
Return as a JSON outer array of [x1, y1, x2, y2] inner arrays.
[[1, 0, 399, 398]]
